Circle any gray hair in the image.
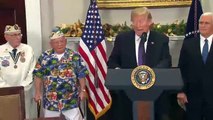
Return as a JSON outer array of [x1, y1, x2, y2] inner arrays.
[[199, 12, 213, 24]]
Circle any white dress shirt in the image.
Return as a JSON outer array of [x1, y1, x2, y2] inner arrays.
[[200, 34, 213, 53]]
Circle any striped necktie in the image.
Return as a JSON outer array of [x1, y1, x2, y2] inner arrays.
[[12, 48, 17, 57]]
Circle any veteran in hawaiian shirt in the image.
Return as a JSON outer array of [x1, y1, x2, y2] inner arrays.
[[33, 27, 88, 120], [0, 24, 37, 119]]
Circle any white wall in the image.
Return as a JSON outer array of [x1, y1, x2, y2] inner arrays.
[[53, 0, 190, 26], [25, 0, 213, 53], [25, 0, 42, 58], [202, 0, 213, 12], [40, 0, 54, 51]]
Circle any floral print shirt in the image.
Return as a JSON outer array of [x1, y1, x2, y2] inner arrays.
[[33, 48, 88, 111]]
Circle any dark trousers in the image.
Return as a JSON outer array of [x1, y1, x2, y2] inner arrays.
[[155, 91, 186, 120], [107, 90, 133, 120], [186, 97, 213, 120]]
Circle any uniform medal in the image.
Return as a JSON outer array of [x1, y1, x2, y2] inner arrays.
[[9, 50, 20, 69], [14, 64, 18, 69], [1, 60, 10, 67], [20, 57, 25, 63]]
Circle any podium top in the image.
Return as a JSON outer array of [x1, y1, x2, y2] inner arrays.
[[106, 68, 183, 90]]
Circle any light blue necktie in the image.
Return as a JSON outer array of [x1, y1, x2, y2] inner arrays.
[[202, 39, 208, 63]]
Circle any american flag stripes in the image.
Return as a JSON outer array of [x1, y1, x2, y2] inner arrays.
[[78, 0, 111, 119]]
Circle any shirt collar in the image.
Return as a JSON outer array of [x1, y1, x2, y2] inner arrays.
[[200, 34, 213, 41], [6, 42, 22, 51], [136, 31, 150, 41]]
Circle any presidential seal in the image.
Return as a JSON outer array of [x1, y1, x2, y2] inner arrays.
[[131, 65, 155, 90]]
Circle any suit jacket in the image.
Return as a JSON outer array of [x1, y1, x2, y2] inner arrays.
[[178, 37, 213, 102], [107, 30, 171, 69]]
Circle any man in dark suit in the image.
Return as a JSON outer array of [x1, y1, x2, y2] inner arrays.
[[177, 12, 213, 120], [107, 7, 171, 120]]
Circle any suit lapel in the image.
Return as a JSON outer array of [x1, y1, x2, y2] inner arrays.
[[145, 31, 155, 65], [193, 37, 204, 64], [206, 39, 213, 64], [129, 30, 137, 66]]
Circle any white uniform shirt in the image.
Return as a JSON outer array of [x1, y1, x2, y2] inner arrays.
[[0, 42, 36, 91]]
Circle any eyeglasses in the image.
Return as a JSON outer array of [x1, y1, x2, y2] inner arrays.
[[7, 33, 23, 37]]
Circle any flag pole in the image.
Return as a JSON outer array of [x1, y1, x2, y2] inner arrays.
[[185, 0, 203, 39], [194, 0, 198, 38]]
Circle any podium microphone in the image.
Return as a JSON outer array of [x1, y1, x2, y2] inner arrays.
[[140, 32, 147, 43]]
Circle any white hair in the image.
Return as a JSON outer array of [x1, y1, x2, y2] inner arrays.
[[200, 12, 213, 24]]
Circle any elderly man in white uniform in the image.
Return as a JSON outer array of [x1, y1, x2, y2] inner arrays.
[[0, 24, 37, 119]]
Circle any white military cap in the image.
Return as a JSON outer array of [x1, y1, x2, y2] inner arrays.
[[4, 24, 21, 34]]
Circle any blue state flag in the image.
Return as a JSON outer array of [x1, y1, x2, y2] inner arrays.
[[185, 0, 203, 39]]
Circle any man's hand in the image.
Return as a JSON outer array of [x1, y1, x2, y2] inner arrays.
[[177, 92, 188, 106], [78, 90, 87, 101], [34, 92, 42, 102]]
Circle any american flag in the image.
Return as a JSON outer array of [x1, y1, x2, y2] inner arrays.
[[78, 0, 111, 119], [185, 0, 203, 39]]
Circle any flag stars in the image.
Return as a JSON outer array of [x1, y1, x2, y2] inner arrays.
[[81, 1, 105, 51]]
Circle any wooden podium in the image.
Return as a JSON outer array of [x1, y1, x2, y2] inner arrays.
[[106, 68, 183, 120]]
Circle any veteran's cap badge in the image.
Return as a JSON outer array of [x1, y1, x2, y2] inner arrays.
[[131, 65, 155, 90]]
